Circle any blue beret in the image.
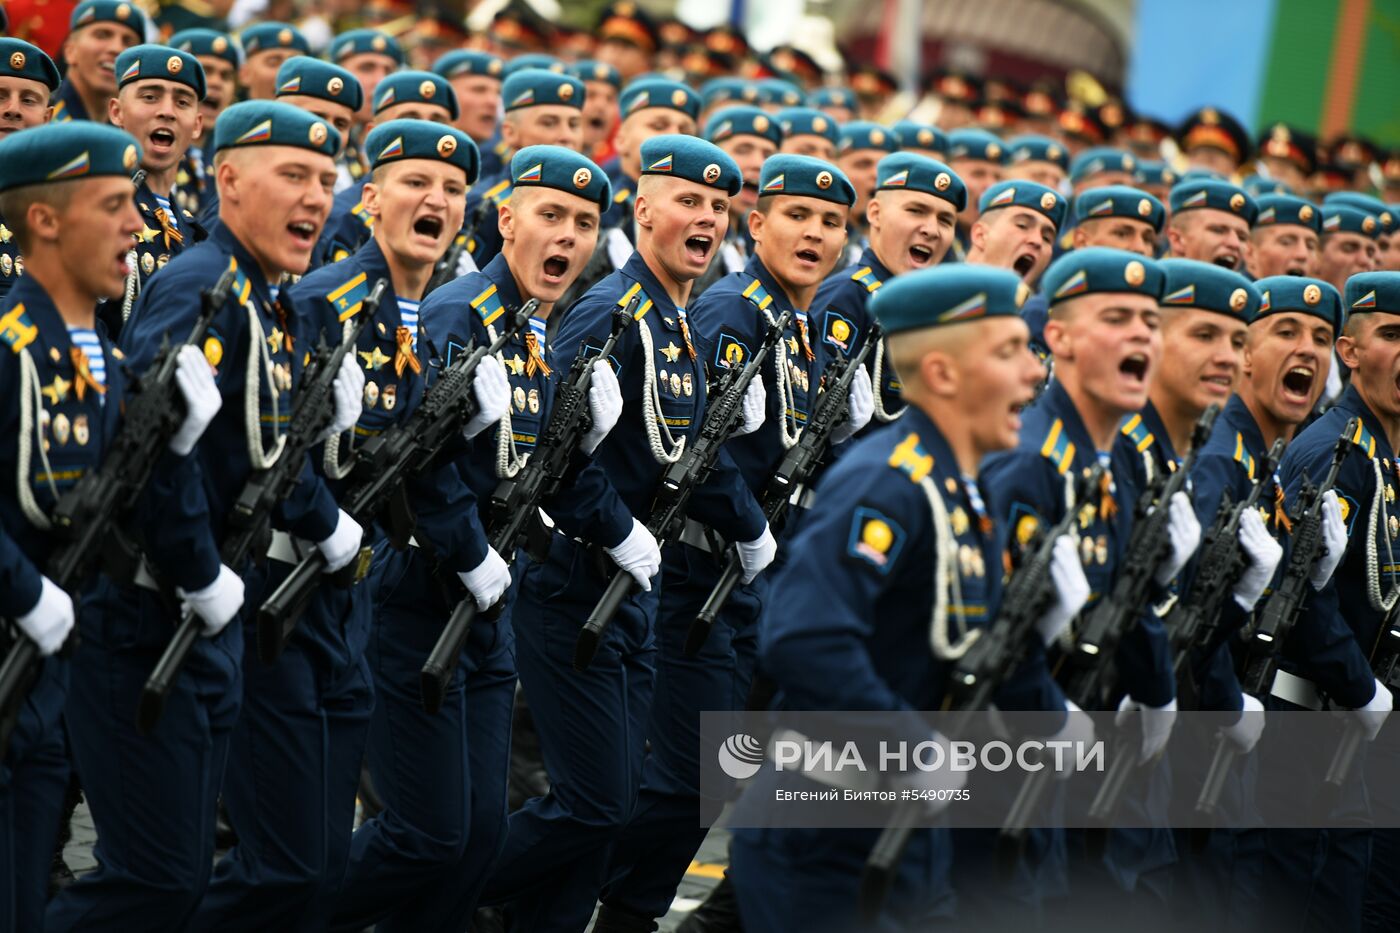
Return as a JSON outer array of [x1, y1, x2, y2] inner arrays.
[[276, 58, 362, 112], [241, 22, 309, 57], [876, 153, 967, 210], [212, 100, 340, 157], [1159, 258, 1259, 322], [777, 108, 838, 145], [330, 29, 404, 66], [979, 180, 1067, 229], [169, 29, 242, 68], [1326, 192, 1395, 233], [374, 71, 458, 119], [945, 128, 1005, 164], [502, 69, 584, 112], [1135, 160, 1178, 188], [872, 264, 1029, 334], [434, 50, 504, 81], [756, 78, 805, 108], [1255, 195, 1321, 232], [1069, 147, 1137, 184], [569, 60, 622, 89], [1006, 134, 1068, 171], [70, 1, 147, 38], [1243, 174, 1293, 198], [810, 87, 857, 112], [509, 145, 611, 209], [838, 121, 898, 155], [1181, 167, 1227, 182], [1255, 276, 1343, 330], [0, 122, 141, 192], [639, 134, 741, 196], [503, 54, 566, 78], [1169, 179, 1257, 224], [364, 120, 479, 183], [892, 120, 948, 155], [758, 154, 854, 206], [116, 44, 205, 99], [705, 106, 782, 147], [0, 39, 60, 90], [1346, 272, 1400, 315], [1073, 185, 1165, 232], [620, 79, 700, 120], [1322, 204, 1382, 239], [1043, 248, 1166, 305], [699, 78, 758, 110]]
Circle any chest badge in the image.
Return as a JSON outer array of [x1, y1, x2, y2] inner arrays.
[[359, 346, 392, 371], [506, 353, 526, 376], [661, 342, 682, 363], [41, 375, 72, 406], [949, 507, 969, 536]]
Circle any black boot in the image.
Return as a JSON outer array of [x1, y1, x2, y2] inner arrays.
[[590, 903, 658, 933], [675, 874, 743, 933]]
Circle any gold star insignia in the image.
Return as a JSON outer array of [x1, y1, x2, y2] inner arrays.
[[505, 353, 526, 375], [359, 346, 392, 370], [42, 375, 71, 405], [787, 336, 799, 355], [136, 225, 160, 243], [266, 326, 284, 354], [0, 224, 11, 243], [661, 342, 682, 363]]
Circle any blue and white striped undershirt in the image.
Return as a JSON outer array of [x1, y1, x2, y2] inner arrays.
[[154, 194, 179, 232], [528, 315, 547, 354], [398, 297, 420, 345], [67, 326, 105, 394]]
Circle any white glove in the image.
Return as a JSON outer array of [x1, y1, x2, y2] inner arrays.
[[581, 360, 623, 455], [736, 524, 777, 584], [1221, 693, 1266, 754], [458, 547, 511, 611], [463, 355, 511, 439], [316, 508, 363, 574], [832, 365, 874, 444], [732, 377, 766, 437], [179, 564, 245, 637], [1115, 695, 1178, 765], [1310, 490, 1348, 590], [1048, 699, 1097, 781], [604, 518, 662, 591], [16, 576, 75, 656], [1232, 508, 1283, 610], [168, 345, 222, 457], [1351, 677, 1393, 742], [322, 350, 365, 440], [891, 731, 968, 816], [1152, 491, 1201, 586], [1037, 534, 1090, 646]]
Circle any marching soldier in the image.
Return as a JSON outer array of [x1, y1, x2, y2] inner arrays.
[[965, 179, 1066, 285], [0, 121, 218, 933], [1165, 179, 1257, 274], [777, 107, 839, 161], [47, 101, 363, 930], [892, 119, 948, 161], [52, 0, 145, 124], [1249, 193, 1322, 279], [327, 28, 404, 191], [236, 22, 309, 102], [1317, 201, 1383, 291], [944, 128, 1006, 262], [834, 121, 898, 265], [1067, 185, 1164, 257], [1004, 134, 1070, 190], [169, 29, 241, 220], [570, 60, 622, 165], [693, 105, 783, 293], [433, 50, 505, 179], [0, 38, 60, 301]]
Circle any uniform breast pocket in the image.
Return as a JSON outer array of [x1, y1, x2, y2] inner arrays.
[[506, 371, 546, 452], [356, 335, 399, 421]]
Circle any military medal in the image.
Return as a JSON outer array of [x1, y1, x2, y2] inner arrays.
[[1, 254, 11, 276], [52, 413, 71, 446], [73, 415, 90, 446], [141, 252, 155, 275], [950, 507, 969, 536], [364, 381, 379, 409], [682, 373, 693, 396], [381, 385, 396, 411], [670, 373, 682, 396], [514, 386, 527, 411], [528, 388, 540, 413]]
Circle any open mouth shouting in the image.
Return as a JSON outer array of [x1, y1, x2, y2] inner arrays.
[[148, 126, 177, 157], [1212, 252, 1241, 271], [1119, 352, 1150, 385], [412, 214, 445, 244], [542, 252, 571, 284], [908, 243, 934, 268], [684, 234, 713, 265], [1280, 364, 1316, 403], [1012, 249, 1038, 278], [794, 246, 821, 270], [1284, 265, 1307, 276], [287, 218, 320, 250]]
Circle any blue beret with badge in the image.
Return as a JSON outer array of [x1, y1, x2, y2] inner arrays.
[[946, 128, 1005, 164], [0, 121, 142, 192], [777, 107, 838, 145], [1135, 160, 1178, 188], [329, 29, 404, 66], [1254, 194, 1321, 232], [212, 99, 340, 157], [1073, 185, 1165, 232], [979, 180, 1067, 229], [1042, 248, 1166, 305], [364, 119, 479, 183], [892, 120, 948, 155], [1255, 275, 1343, 330], [374, 70, 458, 119], [1007, 134, 1068, 171], [70, 0, 148, 38], [838, 121, 898, 155], [169, 29, 243, 68], [434, 50, 504, 81], [276, 58, 362, 111], [1069, 146, 1137, 184], [620, 78, 701, 120], [758, 154, 854, 206], [503, 54, 566, 78], [639, 134, 741, 196], [705, 106, 783, 147], [510, 144, 612, 209], [1243, 174, 1292, 197], [502, 68, 585, 112], [1326, 192, 1394, 234], [241, 22, 309, 56], [569, 60, 622, 89], [1346, 272, 1400, 315], [1159, 258, 1259, 322], [876, 153, 967, 210], [1169, 179, 1258, 225], [0, 38, 60, 90], [810, 87, 858, 112], [699, 78, 756, 110], [872, 264, 1029, 334], [115, 44, 205, 99], [1322, 204, 1382, 239], [756, 78, 805, 108]]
